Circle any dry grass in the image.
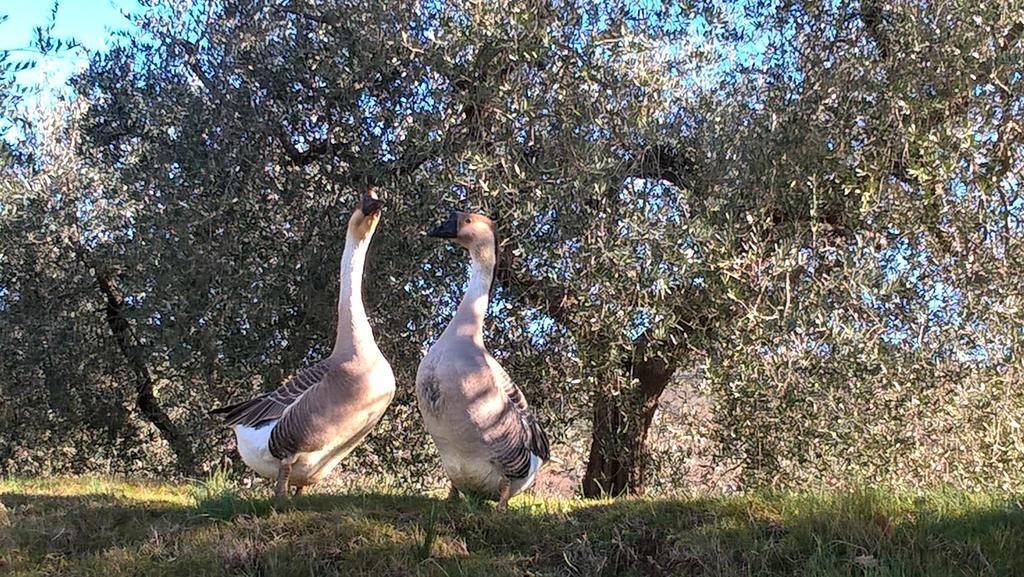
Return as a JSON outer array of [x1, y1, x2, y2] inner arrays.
[[1, 476, 1022, 576]]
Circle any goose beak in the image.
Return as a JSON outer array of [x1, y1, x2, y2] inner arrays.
[[427, 212, 460, 238], [361, 196, 383, 216]]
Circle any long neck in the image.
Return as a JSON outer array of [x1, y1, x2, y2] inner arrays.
[[332, 229, 376, 358], [441, 245, 495, 346]]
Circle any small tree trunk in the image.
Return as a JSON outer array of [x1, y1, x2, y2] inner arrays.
[[582, 335, 676, 497], [96, 271, 197, 475]]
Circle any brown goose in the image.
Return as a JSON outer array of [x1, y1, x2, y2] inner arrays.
[[210, 190, 395, 499], [415, 211, 550, 510]]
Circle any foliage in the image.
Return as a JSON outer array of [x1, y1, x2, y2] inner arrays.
[[0, 0, 1022, 492], [697, 0, 1024, 489], [0, 97, 182, 475]]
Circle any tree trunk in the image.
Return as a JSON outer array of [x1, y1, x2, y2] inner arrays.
[[96, 271, 197, 475], [582, 334, 676, 497]]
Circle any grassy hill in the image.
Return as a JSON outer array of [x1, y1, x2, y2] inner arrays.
[[1, 476, 1022, 576]]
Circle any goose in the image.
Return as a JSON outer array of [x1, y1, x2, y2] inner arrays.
[[210, 190, 395, 499], [415, 211, 550, 510]]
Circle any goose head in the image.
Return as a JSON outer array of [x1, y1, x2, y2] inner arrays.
[[348, 188, 383, 239], [427, 211, 497, 256]]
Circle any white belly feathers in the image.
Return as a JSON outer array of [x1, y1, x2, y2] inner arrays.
[[435, 441, 542, 498], [234, 422, 279, 479], [422, 408, 542, 499]]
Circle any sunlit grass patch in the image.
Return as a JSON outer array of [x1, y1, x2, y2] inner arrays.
[[1, 475, 192, 507], [189, 467, 277, 520], [1, 477, 1022, 576]]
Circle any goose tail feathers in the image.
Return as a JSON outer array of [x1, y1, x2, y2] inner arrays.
[[208, 397, 277, 428]]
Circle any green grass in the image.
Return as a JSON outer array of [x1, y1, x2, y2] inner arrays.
[[1, 477, 1022, 576]]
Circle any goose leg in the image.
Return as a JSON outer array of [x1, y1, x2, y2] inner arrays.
[[275, 456, 295, 501], [496, 477, 511, 512]]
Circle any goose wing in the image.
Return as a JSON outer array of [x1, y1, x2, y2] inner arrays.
[[209, 360, 331, 428], [487, 361, 550, 479]]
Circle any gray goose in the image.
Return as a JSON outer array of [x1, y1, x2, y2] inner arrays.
[[415, 211, 550, 510], [210, 191, 395, 499]]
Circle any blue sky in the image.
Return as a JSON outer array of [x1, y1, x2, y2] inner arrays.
[[2, 0, 137, 91]]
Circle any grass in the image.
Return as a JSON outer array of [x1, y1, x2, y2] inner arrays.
[[1, 477, 1022, 576]]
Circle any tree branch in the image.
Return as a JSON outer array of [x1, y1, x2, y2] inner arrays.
[[175, 39, 217, 95], [275, 124, 335, 167], [275, 3, 340, 27], [95, 269, 197, 474], [626, 142, 699, 192]]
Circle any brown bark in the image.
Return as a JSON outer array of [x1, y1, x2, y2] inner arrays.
[[500, 144, 699, 497], [626, 142, 699, 193], [275, 3, 341, 27], [582, 332, 677, 497], [96, 271, 197, 475]]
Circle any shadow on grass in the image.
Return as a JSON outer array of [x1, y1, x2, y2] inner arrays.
[[1, 490, 192, 570], [193, 488, 443, 519], [726, 491, 1024, 577], [2, 487, 1023, 577]]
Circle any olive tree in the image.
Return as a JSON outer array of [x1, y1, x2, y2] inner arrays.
[[2, 0, 1021, 495], [62, 0, 705, 490]]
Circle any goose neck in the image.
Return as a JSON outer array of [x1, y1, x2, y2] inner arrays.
[[333, 230, 376, 358], [443, 250, 494, 344]]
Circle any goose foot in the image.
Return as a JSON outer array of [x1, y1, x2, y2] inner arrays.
[[275, 456, 295, 502], [447, 485, 460, 502], [495, 477, 511, 512]]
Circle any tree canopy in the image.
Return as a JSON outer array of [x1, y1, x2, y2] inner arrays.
[[1, 0, 1022, 494]]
